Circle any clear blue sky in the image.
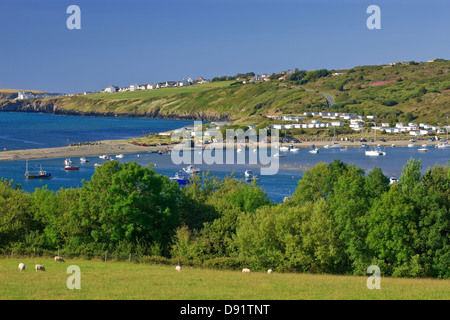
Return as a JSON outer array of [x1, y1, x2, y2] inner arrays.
[[0, 0, 449, 93]]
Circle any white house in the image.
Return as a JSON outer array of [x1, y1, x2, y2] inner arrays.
[[17, 91, 35, 99], [129, 83, 139, 91], [102, 86, 117, 93], [147, 83, 158, 90], [178, 79, 191, 87], [366, 115, 377, 119], [350, 123, 364, 131], [381, 123, 390, 127], [138, 84, 148, 90], [331, 121, 344, 127]]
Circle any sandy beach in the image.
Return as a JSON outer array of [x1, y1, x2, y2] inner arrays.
[[0, 137, 439, 162]]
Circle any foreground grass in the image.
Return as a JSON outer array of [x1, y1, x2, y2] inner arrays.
[[0, 258, 448, 300]]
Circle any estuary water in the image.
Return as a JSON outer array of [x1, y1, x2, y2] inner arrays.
[[0, 112, 449, 203], [0, 112, 192, 151]]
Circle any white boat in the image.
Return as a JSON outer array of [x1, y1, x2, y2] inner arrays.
[[422, 144, 427, 148], [408, 144, 415, 148], [365, 148, 386, 156], [290, 147, 300, 152], [244, 170, 253, 178], [94, 163, 101, 167], [99, 155, 108, 159], [418, 147, 428, 152], [183, 165, 200, 174], [436, 143, 450, 149], [80, 157, 89, 163], [279, 146, 289, 152], [116, 154, 124, 159], [389, 176, 398, 185], [273, 152, 286, 157], [324, 143, 342, 149], [237, 148, 243, 152], [391, 144, 396, 147], [309, 148, 319, 154]]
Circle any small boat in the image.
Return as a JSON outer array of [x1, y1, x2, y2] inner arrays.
[[408, 144, 415, 148], [324, 143, 342, 149], [99, 155, 108, 159], [289, 145, 300, 152], [25, 161, 52, 179], [183, 165, 200, 174], [309, 148, 319, 154], [418, 147, 428, 152], [389, 176, 398, 185], [273, 152, 286, 157], [365, 148, 386, 156], [94, 163, 101, 167], [80, 157, 89, 163], [244, 170, 253, 179], [116, 154, 124, 159], [64, 158, 79, 171], [279, 146, 289, 152], [170, 173, 190, 185], [237, 148, 243, 152], [436, 143, 450, 149], [391, 144, 396, 147]]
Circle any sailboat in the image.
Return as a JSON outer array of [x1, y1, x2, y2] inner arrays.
[[25, 160, 52, 179], [365, 128, 386, 156]]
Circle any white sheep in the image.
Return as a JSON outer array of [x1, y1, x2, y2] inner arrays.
[[35, 264, 46, 272], [175, 265, 181, 272], [18, 263, 25, 271], [54, 255, 65, 262], [267, 269, 273, 274], [242, 268, 251, 273]]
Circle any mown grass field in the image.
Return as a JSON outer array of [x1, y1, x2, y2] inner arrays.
[[86, 81, 236, 100], [0, 258, 448, 300]]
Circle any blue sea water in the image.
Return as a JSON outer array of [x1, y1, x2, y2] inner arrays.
[[0, 112, 449, 203], [0, 112, 192, 151]]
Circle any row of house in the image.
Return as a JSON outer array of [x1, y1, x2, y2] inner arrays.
[[267, 110, 448, 136], [101, 77, 210, 94], [16, 91, 66, 100]]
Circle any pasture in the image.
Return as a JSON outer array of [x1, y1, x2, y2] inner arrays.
[[0, 258, 449, 300], [86, 81, 235, 100]]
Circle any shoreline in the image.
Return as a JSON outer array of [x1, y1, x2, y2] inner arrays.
[[0, 138, 441, 162]]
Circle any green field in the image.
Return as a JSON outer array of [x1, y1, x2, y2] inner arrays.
[[1, 258, 448, 300], [87, 81, 236, 100]]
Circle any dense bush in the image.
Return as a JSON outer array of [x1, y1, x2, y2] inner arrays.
[[0, 159, 448, 278]]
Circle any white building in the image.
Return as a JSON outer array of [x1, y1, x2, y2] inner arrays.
[[129, 83, 139, 91], [102, 86, 117, 93]]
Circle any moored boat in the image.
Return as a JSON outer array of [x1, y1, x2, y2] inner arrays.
[[25, 161, 52, 179], [64, 158, 79, 171], [170, 173, 190, 185], [183, 165, 200, 174]]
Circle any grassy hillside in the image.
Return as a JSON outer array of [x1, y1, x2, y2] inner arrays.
[[302, 60, 450, 124], [1, 258, 448, 300], [2, 59, 449, 125], [29, 81, 326, 121]]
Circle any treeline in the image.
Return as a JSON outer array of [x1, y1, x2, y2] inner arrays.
[[0, 159, 448, 278]]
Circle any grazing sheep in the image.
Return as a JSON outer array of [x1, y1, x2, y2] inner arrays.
[[54, 255, 65, 262], [267, 269, 273, 274], [35, 264, 46, 272], [18, 263, 25, 271], [242, 268, 251, 273], [175, 265, 181, 272]]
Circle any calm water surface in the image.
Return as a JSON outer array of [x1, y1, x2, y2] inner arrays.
[[0, 113, 448, 202]]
